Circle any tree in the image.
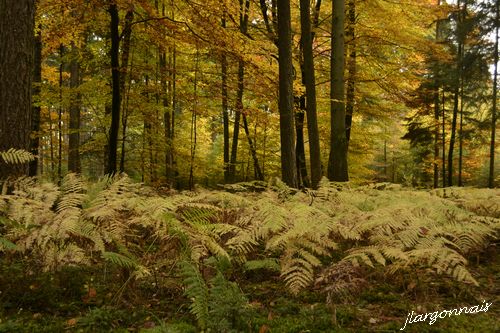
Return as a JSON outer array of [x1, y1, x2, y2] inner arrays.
[[106, 2, 120, 175], [0, 0, 35, 179], [277, 0, 298, 188], [300, 0, 322, 188], [328, 0, 349, 182], [489, 0, 499, 188], [68, 43, 81, 173]]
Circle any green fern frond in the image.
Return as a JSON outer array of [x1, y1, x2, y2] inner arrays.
[[180, 261, 209, 330], [0, 236, 18, 251], [102, 251, 139, 270]]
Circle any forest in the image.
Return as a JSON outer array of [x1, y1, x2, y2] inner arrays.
[[0, 0, 499, 332]]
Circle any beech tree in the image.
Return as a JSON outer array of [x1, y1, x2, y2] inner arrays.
[[328, 0, 349, 182], [0, 0, 35, 179], [277, 0, 298, 188]]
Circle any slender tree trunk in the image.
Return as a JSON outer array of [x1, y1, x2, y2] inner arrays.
[[345, 0, 356, 146], [30, 25, 42, 177], [229, 61, 243, 182], [106, 3, 120, 175], [48, 107, 55, 180], [221, 16, 230, 183], [58, 44, 64, 182], [189, 47, 200, 190], [0, 0, 35, 179], [442, 90, 446, 188], [228, 0, 250, 183], [277, 0, 298, 188], [242, 114, 264, 180], [300, 0, 322, 188], [119, 9, 133, 173], [433, 0, 441, 188], [328, 0, 349, 181], [434, 88, 440, 188], [448, 0, 463, 187], [458, 71, 464, 186], [68, 44, 81, 173], [295, 106, 309, 187], [489, 0, 499, 188]]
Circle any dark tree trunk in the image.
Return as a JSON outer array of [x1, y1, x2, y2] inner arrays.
[[328, 0, 349, 182], [0, 0, 35, 179], [106, 3, 120, 175], [277, 0, 298, 188], [57, 44, 64, 183], [228, 0, 250, 183], [299, 0, 322, 188], [458, 71, 464, 186], [433, 88, 440, 188], [489, 0, 499, 188], [119, 9, 133, 173], [30, 25, 42, 177], [221, 17, 230, 183], [229, 61, 243, 182], [295, 105, 309, 187], [442, 90, 446, 188], [242, 114, 264, 181], [345, 0, 356, 146], [68, 44, 81, 173], [433, 0, 441, 189]]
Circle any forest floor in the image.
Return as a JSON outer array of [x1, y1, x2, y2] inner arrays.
[[0, 181, 499, 332]]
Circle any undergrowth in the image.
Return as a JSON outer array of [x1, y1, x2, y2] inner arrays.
[[0, 175, 498, 331]]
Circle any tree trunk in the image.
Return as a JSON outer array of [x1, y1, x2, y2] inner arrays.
[[229, 61, 243, 182], [242, 114, 264, 180], [0, 0, 35, 179], [189, 48, 200, 190], [221, 16, 230, 183], [447, 0, 462, 187], [433, 0, 441, 189], [442, 90, 446, 188], [106, 3, 120, 175], [295, 106, 309, 187], [68, 44, 81, 173], [299, 0, 322, 188], [58, 44, 64, 183], [458, 70, 464, 186], [277, 0, 298, 188], [119, 9, 133, 173], [328, 0, 349, 182], [489, 0, 499, 188], [345, 0, 356, 146], [30, 25, 42, 177]]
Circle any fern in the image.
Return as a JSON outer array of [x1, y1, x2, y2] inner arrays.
[[0, 148, 34, 164], [180, 261, 209, 330]]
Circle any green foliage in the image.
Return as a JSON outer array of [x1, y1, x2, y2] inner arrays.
[[180, 258, 252, 332]]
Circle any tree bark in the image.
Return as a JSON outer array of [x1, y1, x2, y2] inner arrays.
[[345, 0, 356, 146], [221, 16, 230, 183], [58, 44, 64, 183], [447, 0, 463, 187], [433, 0, 441, 189], [68, 43, 81, 173], [242, 113, 264, 180], [328, 0, 349, 182], [119, 9, 133, 173], [106, 3, 120, 175], [30, 25, 42, 177], [300, 0, 322, 188], [277, 0, 298, 188], [0, 0, 35, 179], [489, 0, 499, 188]]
